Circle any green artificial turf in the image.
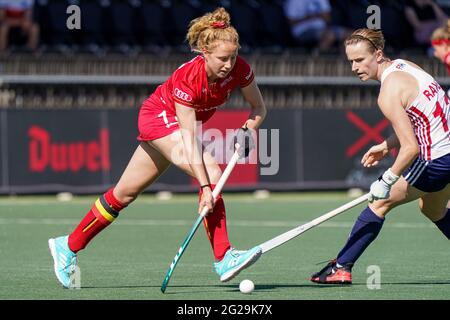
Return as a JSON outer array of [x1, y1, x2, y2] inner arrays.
[[0, 192, 448, 300]]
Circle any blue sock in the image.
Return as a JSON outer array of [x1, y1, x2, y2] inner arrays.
[[337, 207, 384, 266], [434, 209, 450, 240]]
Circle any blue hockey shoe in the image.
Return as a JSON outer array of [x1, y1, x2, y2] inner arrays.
[[214, 246, 262, 282], [48, 236, 78, 288]]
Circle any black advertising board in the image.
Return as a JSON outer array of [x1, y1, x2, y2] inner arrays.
[[7, 110, 108, 193], [0, 109, 395, 194], [0, 110, 6, 193], [302, 109, 395, 189]]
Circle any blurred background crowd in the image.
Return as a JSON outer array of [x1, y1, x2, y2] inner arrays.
[[3, 0, 450, 111], [2, 0, 450, 56]]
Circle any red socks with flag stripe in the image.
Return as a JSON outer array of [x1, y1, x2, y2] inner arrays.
[[68, 185, 231, 260], [200, 184, 231, 261], [68, 188, 126, 253]]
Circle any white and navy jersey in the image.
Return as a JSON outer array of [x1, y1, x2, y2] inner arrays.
[[381, 59, 450, 161]]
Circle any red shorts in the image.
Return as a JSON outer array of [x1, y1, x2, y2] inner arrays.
[[137, 99, 180, 141]]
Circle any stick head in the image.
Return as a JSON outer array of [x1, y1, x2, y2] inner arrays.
[[161, 268, 174, 293]]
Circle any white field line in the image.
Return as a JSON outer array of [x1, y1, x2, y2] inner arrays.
[[0, 217, 434, 229], [0, 195, 360, 206]]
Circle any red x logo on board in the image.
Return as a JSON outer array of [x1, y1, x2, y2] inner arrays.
[[346, 111, 393, 158]]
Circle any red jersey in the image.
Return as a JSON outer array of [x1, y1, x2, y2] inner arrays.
[[137, 55, 254, 141]]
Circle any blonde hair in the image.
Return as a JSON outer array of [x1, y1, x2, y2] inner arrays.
[[431, 19, 450, 42], [186, 7, 240, 53], [345, 28, 385, 53]]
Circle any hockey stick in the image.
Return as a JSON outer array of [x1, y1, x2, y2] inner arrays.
[[259, 193, 369, 254], [161, 151, 240, 293]]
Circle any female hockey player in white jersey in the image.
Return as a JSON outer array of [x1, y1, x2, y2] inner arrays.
[[311, 28, 450, 285]]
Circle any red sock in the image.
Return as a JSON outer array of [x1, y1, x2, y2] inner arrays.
[[68, 188, 126, 253], [200, 184, 231, 261]]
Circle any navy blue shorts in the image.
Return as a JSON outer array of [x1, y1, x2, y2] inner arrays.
[[403, 153, 450, 193]]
